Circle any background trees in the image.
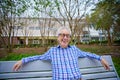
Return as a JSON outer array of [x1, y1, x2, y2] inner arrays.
[[0, 0, 29, 52], [88, 0, 120, 46], [0, 0, 120, 53], [33, 0, 95, 44]]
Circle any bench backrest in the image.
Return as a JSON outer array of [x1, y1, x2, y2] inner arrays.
[[0, 55, 119, 80]]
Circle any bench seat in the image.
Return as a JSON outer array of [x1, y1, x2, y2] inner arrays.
[[0, 55, 119, 80]]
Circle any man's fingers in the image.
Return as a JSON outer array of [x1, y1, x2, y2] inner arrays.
[[14, 65, 19, 71], [106, 64, 110, 70], [104, 62, 110, 70], [101, 58, 110, 71], [13, 63, 20, 71], [15, 64, 20, 71], [13, 60, 22, 71], [13, 64, 17, 71]]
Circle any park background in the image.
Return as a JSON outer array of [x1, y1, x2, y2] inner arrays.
[[0, 0, 120, 77]]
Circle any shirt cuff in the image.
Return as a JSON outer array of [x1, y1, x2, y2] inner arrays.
[[21, 58, 25, 64], [99, 56, 102, 61]]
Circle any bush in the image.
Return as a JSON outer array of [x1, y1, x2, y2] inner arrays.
[[114, 39, 120, 44], [0, 53, 39, 61], [14, 44, 25, 48], [28, 44, 41, 48]]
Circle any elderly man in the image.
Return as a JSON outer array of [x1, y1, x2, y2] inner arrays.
[[13, 27, 110, 80]]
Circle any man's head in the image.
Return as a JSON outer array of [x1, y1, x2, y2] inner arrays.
[[57, 27, 71, 48]]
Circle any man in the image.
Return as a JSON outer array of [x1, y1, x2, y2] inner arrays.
[[13, 27, 110, 80]]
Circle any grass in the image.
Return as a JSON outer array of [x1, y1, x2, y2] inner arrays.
[[78, 45, 118, 54], [0, 53, 40, 61], [112, 57, 120, 77]]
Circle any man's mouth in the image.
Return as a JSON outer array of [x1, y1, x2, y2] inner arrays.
[[61, 39, 67, 44]]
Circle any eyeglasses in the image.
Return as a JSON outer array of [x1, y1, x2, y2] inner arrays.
[[58, 33, 71, 38]]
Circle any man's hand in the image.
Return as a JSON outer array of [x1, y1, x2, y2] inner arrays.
[[101, 58, 110, 70], [13, 60, 22, 71]]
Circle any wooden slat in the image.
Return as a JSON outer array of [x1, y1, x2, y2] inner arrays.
[[97, 78, 118, 80], [82, 72, 117, 79], [9, 77, 52, 80], [0, 71, 52, 79], [80, 66, 114, 74]]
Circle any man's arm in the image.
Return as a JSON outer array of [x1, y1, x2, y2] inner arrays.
[[74, 46, 110, 70], [13, 54, 51, 71], [13, 48, 52, 71]]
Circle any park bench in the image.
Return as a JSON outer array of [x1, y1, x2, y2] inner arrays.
[[0, 55, 119, 80]]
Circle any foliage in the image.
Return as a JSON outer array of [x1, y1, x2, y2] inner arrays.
[[88, 0, 120, 46], [33, 0, 96, 44], [0, 0, 29, 52], [114, 39, 120, 44]]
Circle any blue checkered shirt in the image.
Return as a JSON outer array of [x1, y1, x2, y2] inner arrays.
[[22, 45, 101, 80]]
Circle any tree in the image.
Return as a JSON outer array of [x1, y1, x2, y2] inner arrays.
[[19, 18, 34, 47], [112, 0, 120, 41], [89, 0, 120, 46], [53, 0, 96, 44], [33, 0, 95, 44], [0, 0, 29, 52], [33, 0, 57, 48]]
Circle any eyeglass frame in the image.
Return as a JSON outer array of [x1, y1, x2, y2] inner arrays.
[[58, 33, 71, 38]]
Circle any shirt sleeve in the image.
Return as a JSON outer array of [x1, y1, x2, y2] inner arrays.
[[74, 46, 102, 61], [22, 48, 52, 64]]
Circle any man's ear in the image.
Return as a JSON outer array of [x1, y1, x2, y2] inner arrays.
[[57, 38, 59, 42]]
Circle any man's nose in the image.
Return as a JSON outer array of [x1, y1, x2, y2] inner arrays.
[[63, 35, 68, 39]]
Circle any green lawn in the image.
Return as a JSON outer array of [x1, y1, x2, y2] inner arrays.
[[112, 57, 120, 77]]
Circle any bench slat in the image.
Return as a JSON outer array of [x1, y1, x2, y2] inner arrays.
[[9, 77, 118, 80], [9, 77, 52, 80], [0, 71, 52, 79], [82, 72, 117, 79], [80, 66, 114, 74], [97, 78, 119, 80]]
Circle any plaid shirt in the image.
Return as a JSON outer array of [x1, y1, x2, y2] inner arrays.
[[22, 45, 101, 80]]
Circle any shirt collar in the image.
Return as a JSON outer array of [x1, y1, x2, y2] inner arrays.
[[57, 45, 71, 48]]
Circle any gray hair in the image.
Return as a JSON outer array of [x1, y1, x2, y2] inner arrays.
[[57, 27, 71, 36]]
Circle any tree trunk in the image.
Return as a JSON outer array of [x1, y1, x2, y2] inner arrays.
[[8, 36, 13, 53], [107, 28, 112, 46]]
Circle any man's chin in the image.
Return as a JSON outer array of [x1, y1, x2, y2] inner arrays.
[[61, 44, 68, 48]]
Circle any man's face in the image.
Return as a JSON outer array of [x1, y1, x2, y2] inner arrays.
[[57, 29, 71, 48]]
